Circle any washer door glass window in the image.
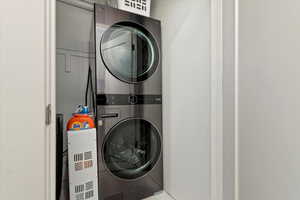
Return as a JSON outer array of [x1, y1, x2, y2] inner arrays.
[[101, 22, 159, 83], [103, 119, 161, 180]]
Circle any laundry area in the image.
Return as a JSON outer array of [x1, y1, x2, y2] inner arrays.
[[5, 0, 300, 200], [55, 0, 210, 200]]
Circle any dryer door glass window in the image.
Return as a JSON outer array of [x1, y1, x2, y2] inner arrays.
[[103, 119, 161, 180], [100, 22, 159, 83]]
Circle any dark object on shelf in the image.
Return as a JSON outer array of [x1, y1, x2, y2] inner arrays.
[[56, 114, 64, 200]]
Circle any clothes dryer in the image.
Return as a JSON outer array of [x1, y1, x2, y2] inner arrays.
[[93, 4, 162, 97]]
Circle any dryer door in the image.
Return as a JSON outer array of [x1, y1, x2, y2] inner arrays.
[[100, 22, 159, 83], [103, 119, 161, 180]]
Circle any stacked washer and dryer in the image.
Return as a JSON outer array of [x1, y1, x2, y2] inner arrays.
[[90, 4, 163, 200]]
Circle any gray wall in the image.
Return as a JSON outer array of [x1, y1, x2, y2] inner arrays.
[[151, 0, 211, 199], [56, 1, 92, 145], [239, 0, 300, 200]]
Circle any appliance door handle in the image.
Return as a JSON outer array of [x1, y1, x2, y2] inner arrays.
[[100, 113, 119, 118]]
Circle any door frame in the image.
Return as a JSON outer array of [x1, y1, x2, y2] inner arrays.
[[211, 0, 224, 199], [45, 0, 224, 199], [45, 0, 56, 200]]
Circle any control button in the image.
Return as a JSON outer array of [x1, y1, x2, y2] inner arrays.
[[128, 95, 138, 104]]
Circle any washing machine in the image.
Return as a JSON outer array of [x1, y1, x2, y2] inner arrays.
[[90, 4, 163, 200], [97, 104, 163, 200]]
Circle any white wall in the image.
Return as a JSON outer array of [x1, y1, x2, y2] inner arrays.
[[0, 1, 49, 199], [223, 0, 235, 199], [151, 1, 211, 199], [238, 1, 300, 200]]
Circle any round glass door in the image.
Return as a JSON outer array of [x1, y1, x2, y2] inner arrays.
[[103, 119, 161, 180], [100, 22, 159, 83]]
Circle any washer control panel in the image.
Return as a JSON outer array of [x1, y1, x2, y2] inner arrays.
[[128, 95, 138, 105], [97, 94, 162, 105]]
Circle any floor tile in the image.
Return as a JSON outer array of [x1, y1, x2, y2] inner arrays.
[[143, 196, 158, 200], [144, 191, 175, 200]]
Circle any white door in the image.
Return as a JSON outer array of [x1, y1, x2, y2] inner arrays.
[[0, 1, 55, 200], [237, 1, 300, 200]]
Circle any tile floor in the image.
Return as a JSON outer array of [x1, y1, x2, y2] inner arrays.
[[143, 191, 175, 200]]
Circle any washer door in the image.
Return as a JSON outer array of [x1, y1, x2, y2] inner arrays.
[[103, 119, 161, 180], [100, 22, 159, 83]]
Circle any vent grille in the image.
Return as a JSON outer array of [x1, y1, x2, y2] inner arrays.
[[73, 181, 95, 200], [84, 151, 92, 160], [84, 160, 93, 169], [75, 184, 85, 193], [85, 181, 93, 191], [75, 193, 84, 200], [74, 153, 84, 162], [75, 162, 84, 171], [74, 151, 94, 171], [85, 190, 94, 199]]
